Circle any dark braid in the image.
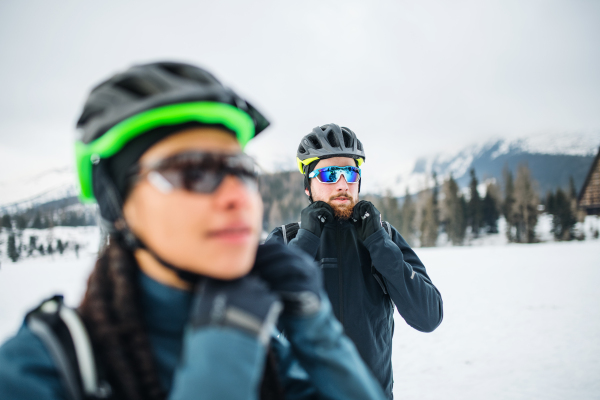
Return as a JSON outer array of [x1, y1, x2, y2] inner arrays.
[[79, 236, 284, 400], [79, 237, 165, 400]]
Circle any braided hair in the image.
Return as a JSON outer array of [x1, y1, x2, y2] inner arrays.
[[79, 237, 284, 399]]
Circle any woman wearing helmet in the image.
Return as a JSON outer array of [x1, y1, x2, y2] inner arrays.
[[0, 62, 386, 400]]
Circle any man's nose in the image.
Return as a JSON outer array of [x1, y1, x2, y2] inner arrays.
[[335, 175, 350, 191]]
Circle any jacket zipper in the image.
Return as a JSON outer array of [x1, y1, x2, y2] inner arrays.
[[336, 223, 344, 325]]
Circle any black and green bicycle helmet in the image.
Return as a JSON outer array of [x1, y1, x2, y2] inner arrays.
[[74, 61, 270, 283], [75, 61, 269, 204]]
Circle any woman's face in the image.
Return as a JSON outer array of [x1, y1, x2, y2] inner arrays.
[[122, 127, 263, 280]]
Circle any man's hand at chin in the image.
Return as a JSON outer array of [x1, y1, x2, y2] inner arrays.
[[351, 201, 382, 241]]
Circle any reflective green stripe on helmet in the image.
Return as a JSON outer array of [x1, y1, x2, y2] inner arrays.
[[75, 102, 255, 203]]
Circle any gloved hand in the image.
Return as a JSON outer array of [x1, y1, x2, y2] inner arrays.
[[252, 241, 322, 317], [351, 200, 382, 242], [190, 276, 282, 345], [299, 201, 334, 237]]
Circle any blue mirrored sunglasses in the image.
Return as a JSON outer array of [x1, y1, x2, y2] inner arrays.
[[308, 166, 361, 184]]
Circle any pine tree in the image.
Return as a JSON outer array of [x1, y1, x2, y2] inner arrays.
[[7, 233, 19, 262], [442, 175, 466, 245], [550, 188, 576, 240], [47, 242, 54, 256], [467, 169, 483, 237], [15, 214, 27, 230], [482, 183, 500, 233], [381, 190, 402, 229], [28, 236, 38, 256], [400, 189, 416, 246], [57, 239, 65, 255], [32, 213, 44, 229], [1, 214, 12, 230], [513, 164, 539, 243], [420, 191, 438, 247], [502, 166, 516, 242], [545, 191, 556, 215]]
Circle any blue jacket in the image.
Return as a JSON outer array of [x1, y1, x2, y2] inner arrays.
[[0, 271, 386, 400], [266, 221, 444, 397]]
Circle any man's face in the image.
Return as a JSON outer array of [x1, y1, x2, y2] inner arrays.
[[305, 156, 360, 219]]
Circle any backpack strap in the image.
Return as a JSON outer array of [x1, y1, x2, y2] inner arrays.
[[281, 222, 300, 245], [26, 295, 112, 400]]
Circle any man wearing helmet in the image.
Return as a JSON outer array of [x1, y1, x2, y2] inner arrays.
[[265, 123, 444, 398]]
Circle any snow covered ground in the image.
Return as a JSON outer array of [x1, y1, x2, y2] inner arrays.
[[393, 240, 600, 400], [0, 237, 598, 399]]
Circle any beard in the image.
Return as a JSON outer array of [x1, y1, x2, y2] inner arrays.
[[327, 193, 356, 220]]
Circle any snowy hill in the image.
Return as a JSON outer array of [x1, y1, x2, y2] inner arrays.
[[1, 131, 599, 212], [0, 166, 77, 212], [396, 131, 600, 195]]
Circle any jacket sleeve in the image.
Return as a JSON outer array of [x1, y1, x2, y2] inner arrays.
[[364, 226, 443, 332], [0, 324, 67, 400], [279, 296, 387, 400], [169, 327, 267, 400]]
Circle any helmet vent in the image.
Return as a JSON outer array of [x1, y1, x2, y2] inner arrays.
[[160, 63, 216, 85], [357, 140, 363, 151], [342, 131, 353, 148], [298, 144, 307, 154], [77, 107, 103, 127], [113, 76, 164, 98], [326, 131, 340, 148], [306, 135, 322, 149]]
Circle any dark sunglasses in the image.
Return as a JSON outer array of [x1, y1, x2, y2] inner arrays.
[[130, 151, 259, 194]]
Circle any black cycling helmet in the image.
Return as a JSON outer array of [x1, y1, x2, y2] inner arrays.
[[74, 61, 270, 283], [76, 61, 269, 204], [296, 123, 365, 174]]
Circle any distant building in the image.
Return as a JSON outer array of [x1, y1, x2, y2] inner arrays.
[[578, 146, 600, 215]]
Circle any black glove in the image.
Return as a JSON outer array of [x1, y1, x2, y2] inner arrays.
[[190, 276, 282, 345], [299, 201, 334, 237], [351, 200, 382, 242], [252, 242, 322, 316]]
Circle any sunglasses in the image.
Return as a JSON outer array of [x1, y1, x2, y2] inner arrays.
[[131, 151, 259, 194], [308, 166, 361, 184]]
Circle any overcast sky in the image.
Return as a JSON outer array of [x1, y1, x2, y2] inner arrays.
[[1, 0, 599, 192]]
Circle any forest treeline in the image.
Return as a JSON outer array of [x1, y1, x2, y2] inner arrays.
[[0, 163, 593, 263], [258, 164, 591, 247]]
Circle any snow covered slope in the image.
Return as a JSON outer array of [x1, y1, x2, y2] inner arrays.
[[396, 131, 600, 196], [0, 166, 77, 210]]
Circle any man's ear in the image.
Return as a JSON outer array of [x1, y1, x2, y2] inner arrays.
[[305, 188, 310, 197]]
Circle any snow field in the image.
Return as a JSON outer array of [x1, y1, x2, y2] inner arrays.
[[0, 236, 598, 399], [393, 240, 600, 400]]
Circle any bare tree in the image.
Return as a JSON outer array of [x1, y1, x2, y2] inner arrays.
[[512, 164, 539, 243]]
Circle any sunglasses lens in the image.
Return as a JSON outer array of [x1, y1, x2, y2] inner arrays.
[[344, 168, 360, 183], [147, 152, 258, 194], [183, 168, 223, 193], [315, 167, 360, 183], [317, 169, 341, 183]]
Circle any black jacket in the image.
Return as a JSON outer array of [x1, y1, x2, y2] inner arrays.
[[266, 220, 443, 398]]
